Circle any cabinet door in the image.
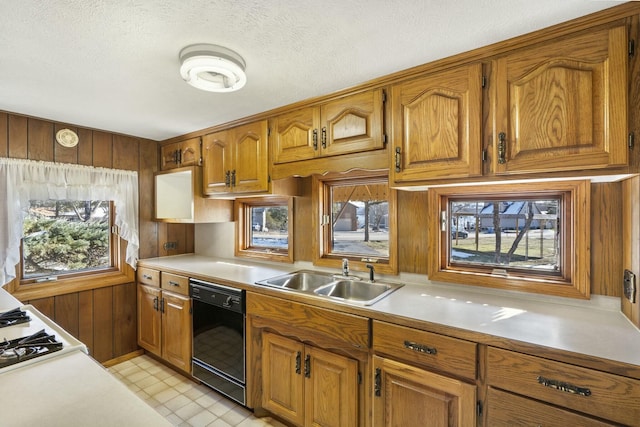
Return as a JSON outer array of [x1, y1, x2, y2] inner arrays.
[[177, 137, 201, 167], [137, 284, 161, 356], [202, 130, 233, 195], [372, 355, 476, 427], [262, 332, 305, 426], [390, 63, 483, 182], [321, 89, 385, 158], [486, 387, 616, 426], [160, 141, 182, 170], [492, 25, 627, 174], [233, 120, 270, 193], [305, 346, 358, 427], [272, 107, 320, 164], [161, 291, 191, 372]]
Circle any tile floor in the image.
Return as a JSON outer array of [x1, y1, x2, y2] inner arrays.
[[108, 354, 287, 427]]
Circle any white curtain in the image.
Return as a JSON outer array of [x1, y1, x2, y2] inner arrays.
[[0, 158, 139, 285]]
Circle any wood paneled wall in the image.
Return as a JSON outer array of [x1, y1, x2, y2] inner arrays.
[[0, 110, 194, 363]]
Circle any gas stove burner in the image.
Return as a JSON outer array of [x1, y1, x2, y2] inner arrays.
[[0, 307, 30, 328], [0, 329, 63, 368]]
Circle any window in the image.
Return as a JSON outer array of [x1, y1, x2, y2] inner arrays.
[[314, 172, 397, 275], [236, 197, 293, 262], [22, 200, 113, 280], [428, 180, 590, 299]]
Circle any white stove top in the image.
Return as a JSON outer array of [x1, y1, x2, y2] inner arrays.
[[0, 305, 88, 373]]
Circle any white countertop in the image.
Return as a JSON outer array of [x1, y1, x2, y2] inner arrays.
[[0, 350, 172, 427], [141, 254, 640, 369]]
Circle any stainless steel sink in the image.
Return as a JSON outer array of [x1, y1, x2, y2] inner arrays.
[[256, 270, 403, 306], [255, 270, 335, 291]]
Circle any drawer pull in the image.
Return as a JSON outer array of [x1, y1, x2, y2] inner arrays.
[[168, 281, 180, 287], [404, 340, 437, 355], [143, 274, 152, 280], [536, 375, 591, 397]]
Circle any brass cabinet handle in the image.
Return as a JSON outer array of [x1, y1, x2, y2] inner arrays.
[[295, 351, 301, 375], [312, 129, 318, 150], [321, 127, 327, 148], [498, 132, 507, 164], [537, 376, 591, 397], [395, 147, 402, 172], [404, 340, 437, 355]]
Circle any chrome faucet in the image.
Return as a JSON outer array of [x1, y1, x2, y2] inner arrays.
[[342, 258, 349, 277]]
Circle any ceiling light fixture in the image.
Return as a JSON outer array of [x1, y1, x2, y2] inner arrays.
[[179, 44, 247, 93]]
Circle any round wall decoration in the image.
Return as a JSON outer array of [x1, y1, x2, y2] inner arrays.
[[55, 128, 79, 147]]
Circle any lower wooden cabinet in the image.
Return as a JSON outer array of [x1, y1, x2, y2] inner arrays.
[[262, 332, 358, 427], [372, 355, 476, 427], [137, 279, 192, 372], [486, 387, 616, 426]]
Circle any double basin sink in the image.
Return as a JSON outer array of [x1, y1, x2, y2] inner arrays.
[[255, 270, 403, 306]]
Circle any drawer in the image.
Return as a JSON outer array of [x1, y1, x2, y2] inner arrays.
[[486, 347, 640, 426], [486, 387, 616, 426], [372, 320, 477, 380], [137, 267, 160, 287], [161, 272, 189, 296]]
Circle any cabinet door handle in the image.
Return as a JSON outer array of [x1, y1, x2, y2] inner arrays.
[[321, 127, 327, 148], [295, 351, 302, 375], [498, 132, 507, 164], [231, 170, 236, 187], [374, 368, 382, 397], [395, 147, 402, 172], [160, 298, 165, 313], [537, 375, 591, 397], [224, 170, 231, 187], [153, 296, 158, 311], [304, 354, 311, 378], [404, 340, 437, 355], [173, 149, 179, 165], [312, 129, 318, 150]]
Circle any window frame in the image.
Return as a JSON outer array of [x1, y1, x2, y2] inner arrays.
[[313, 171, 398, 275], [11, 201, 134, 301], [235, 197, 294, 263], [427, 180, 590, 299]]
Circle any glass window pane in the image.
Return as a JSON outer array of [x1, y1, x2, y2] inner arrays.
[[249, 205, 289, 250], [448, 198, 561, 274], [330, 182, 389, 258], [22, 200, 111, 279]]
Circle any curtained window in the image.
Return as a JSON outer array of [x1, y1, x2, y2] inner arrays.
[[0, 158, 139, 286]]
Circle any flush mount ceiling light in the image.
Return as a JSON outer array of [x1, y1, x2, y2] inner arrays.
[[179, 44, 247, 93]]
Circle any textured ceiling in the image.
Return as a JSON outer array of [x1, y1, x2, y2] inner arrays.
[[0, 0, 627, 141]]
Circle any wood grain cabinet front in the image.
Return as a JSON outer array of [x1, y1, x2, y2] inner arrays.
[[486, 347, 640, 426], [271, 89, 385, 164], [490, 24, 628, 175], [371, 321, 477, 426], [202, 120, 270, 195], [390, 62, 483, 183], [137, 269, 192, 373], [262, 331, 358, 427], [160, 137, 201, 170]]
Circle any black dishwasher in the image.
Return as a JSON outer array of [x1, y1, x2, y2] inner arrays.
[[190, 278, 246, 405]]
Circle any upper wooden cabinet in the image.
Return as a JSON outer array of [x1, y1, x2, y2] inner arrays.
[[390, 63, 483, 183], [202, 120, 269, 195], [160, 137, 201, 170], [271, 89, 385, 164], [490, 24, 628, 175]]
